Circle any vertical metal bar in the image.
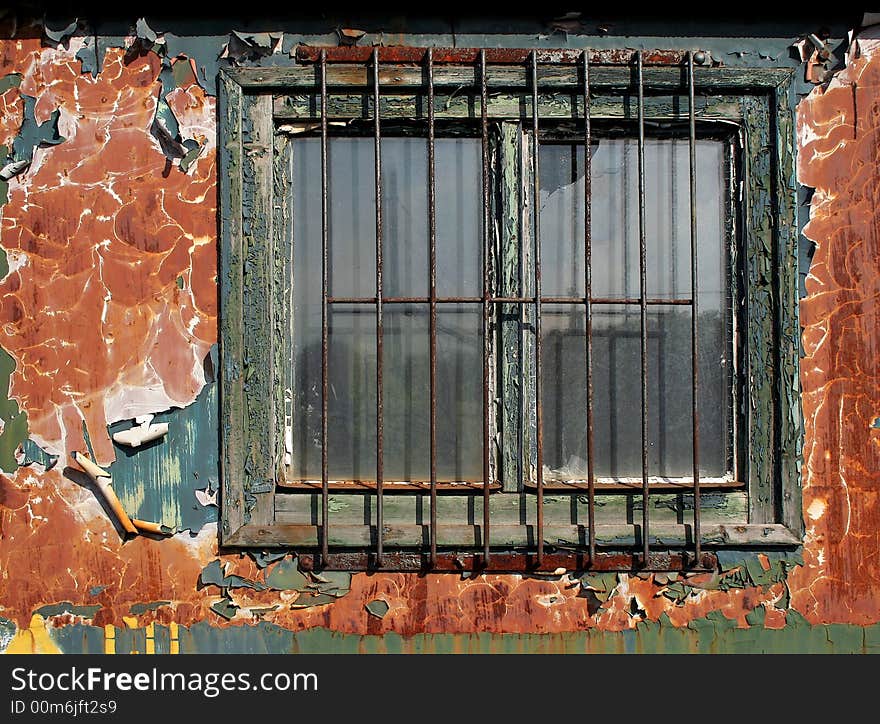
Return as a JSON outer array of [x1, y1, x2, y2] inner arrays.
[[373, 47, 384, 566], [427, 48, 438, 568], [319, 50, 330, 563], [582, 50, 596, 562], [531, 50, 544, 566], [636, 51, 649, 564], [688, 51, 702, 562], [480, 49, 491, 565]]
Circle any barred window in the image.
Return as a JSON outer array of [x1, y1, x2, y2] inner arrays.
[[219, 47, 802, 572]]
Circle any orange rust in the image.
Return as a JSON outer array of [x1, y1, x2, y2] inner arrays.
[[0, 45, 217, 465], [0, 36, 876, 638], [789, 37, 880, 625]]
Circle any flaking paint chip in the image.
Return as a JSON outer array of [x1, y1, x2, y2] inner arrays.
[[365, 599, 390, 619]]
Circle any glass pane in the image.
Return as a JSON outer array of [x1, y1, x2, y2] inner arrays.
[[538, 137, 731, 480], [436, 138, 482, 298], [291, 136, 483, 482], [539, 139, 725, 301], [541, 305, 729, 480]]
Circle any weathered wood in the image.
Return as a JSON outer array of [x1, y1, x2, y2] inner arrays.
[[498, 122, 522, 493], [223, 521, 799, 549], [229, 64, 790, 92], [741, 93, 776, 526], [219, 70, 245, 544], [773, 75, 804, 537], [274, 489, 749, 528], [273, 93, 744, 123]]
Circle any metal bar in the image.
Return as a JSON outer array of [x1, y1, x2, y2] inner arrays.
[[480, 49, 491, 565], [328, 296, 694, 305], [583, 49, 596, 562], [688, 51, 702, 563], [636, 51, 650, 564], [294, 46, 696, 66], [372, 47, 384, 566], [319, 50, 330, 563], [427, 48, 438, 568], [531, 49, 544, 565]]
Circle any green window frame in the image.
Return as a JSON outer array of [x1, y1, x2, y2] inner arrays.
[[218, 49, 802, 571]]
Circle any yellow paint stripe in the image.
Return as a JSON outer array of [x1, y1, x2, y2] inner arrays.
[[104, 624, 115, 655], [4, 615, 61, 654], [169, 622, 179, 655], [145, 623, 155, 655]]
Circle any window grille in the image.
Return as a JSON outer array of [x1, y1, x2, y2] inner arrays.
[[218, 46, 802, 573]]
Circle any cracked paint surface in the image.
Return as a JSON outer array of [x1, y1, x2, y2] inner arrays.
[[0, 27, 876, 648], [0, 43, 216, 464], [789, 37, 880, 624]]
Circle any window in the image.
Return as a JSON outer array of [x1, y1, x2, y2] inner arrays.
[[219, 47, 802, 572]]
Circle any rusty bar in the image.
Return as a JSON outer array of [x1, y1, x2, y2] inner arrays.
[[327, 295, 693, 305], [427, 48, 438, 568], [532, 49, 544, 565], [299, 550, 719, 573], [583, 49, 596, 563], [636, 51, 649, 565], [373, 47, 384, 566], [320, 50, 330, 563], [689, 51, 702, 562], [295, 45, 694, 67], [480, 49, 491, 565]]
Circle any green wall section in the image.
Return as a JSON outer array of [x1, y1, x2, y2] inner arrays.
[[0, 349, 28, 473], [107, 348, 220, 534], [33, 617, 880, 654]]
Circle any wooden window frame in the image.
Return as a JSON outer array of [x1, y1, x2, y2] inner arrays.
[[217, 50, 802, 571]]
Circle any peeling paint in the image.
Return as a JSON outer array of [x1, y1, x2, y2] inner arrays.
[[0, 16, 875, 650]]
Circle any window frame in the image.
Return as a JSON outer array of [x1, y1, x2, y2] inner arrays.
[[217, 49, 802, 570]]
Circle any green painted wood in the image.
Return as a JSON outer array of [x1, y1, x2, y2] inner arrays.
[[274, 93, 744, 122], [225, 521, 798, 548], [498, 122, 522, 493], [273, 489, 748, 528], [239, 92, 277, 528], [229, 64, 790, 92], [741, 93, 776, 527], [773, 74, 804, 538], [218, 69, 246, 543]]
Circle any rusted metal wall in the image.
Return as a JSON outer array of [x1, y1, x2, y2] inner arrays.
[[0, 13, 876, 652]]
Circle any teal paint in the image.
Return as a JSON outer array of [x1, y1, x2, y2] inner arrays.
[[0, 349, 28, 473], [210, 598, 240, 620], [88, 586, 108, 597], [365, 600, 390, 619], [107, 352, 219, 535], [129, 601, 172, 615], [265, 557, 307, 590], [113, 626, 146, 655], [43, 618, 880, 654], [12, 94, 64, 163], [0, 617, 16, 653], [47, 622, 105, 654], [199, 560, 266, 591], [34, 602, 102, 618]]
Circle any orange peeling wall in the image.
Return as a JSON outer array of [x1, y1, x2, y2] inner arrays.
[[0, 29, 877, 640]]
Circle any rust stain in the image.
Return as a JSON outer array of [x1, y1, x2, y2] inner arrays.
[[0, 45, 216, 464], [789, 37, 880, 624], [0, 33, 875, 638]]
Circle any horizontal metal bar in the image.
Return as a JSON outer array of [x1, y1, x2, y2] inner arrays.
[[277, 478, 742, 494], [278, 480, 502, 493], [299, 550, 719, 573], [294, 46, 697, 66], [327, 296, 694, 305]]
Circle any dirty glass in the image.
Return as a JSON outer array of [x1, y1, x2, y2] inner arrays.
[[539, 139, 731, 480], [291, 137, 483, 481]]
